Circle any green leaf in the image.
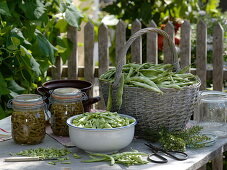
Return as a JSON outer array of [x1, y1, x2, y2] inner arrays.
[[0, 106, 7, 120], [35, 30, 56, 64], [11, 28, 31, 45], [0, 57, 3, 63], [34, 0, 46, 19], [8, 80, 25, 92], [20, 45, 31, 57], [11, 37, 20, 47], [65, 4, 83, 28], [55, 45, 67, 53], [60, 2, 67, 13], [0, 1, 11, 16], [10, 90, 19, 98], [56, 36, 72, 64], [20, 45, 41, 76], [30, 56, 41, 76], [206, 0, 220, 12], [55, 19, 68, 33], [11, 28, 25, 39], [38, 59, 51, 73], [19, 0, 45, 19], [0, 72, 10, 96], [7, 45, 17, 51], [20, 45, 34, 76]]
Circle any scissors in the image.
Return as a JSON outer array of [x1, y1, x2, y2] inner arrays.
[[145, 143, 188, 163]]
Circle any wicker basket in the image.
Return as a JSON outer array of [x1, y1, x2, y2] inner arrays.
[[99, 28, 201, 132]]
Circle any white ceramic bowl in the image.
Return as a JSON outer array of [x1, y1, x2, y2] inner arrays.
[[67, 114, 137, 153]]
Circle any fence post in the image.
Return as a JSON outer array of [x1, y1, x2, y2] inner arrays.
[[84, 22, 95, 97], [212, 153, 223, 170], [51, 56, 62, 79], [98, 23, 109, 109], [116, 20, 126, 65], [131, 19, 142, 64], [147, 20, 158, 64], [163, 21, 175, 65], [197, 165, 206, 170], [98, 23, 109, 76], [179, 20, 191, 72], [196, 20, 207, 90], [213, 23, 224, 91], [67, 26, 78, 79]]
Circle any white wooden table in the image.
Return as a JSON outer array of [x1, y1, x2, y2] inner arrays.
[[0, 117, 226, 170]]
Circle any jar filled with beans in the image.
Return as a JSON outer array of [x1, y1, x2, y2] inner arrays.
[[49, 88, 87, 136], [10, 94, 46, 145]]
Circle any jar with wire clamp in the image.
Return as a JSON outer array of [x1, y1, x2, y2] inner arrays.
[[49, 88, 87, 136], [9, 94, 46, 145]]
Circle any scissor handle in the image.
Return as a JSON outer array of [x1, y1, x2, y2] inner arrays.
[[148, 153, 168, 163], [163, 150, 188, 161]]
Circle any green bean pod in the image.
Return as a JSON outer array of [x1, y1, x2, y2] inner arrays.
[[128, 77, 163, 94], [106, 84, 113, 111], [126, 67, 135, 80], [131, 81, 163, 94], [116, 73, 125, 110]]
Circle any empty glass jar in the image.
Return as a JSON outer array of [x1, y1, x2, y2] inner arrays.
[[10, 94, 46, 145], [49, 88, 87, 136], [197, 91, 227, 132]]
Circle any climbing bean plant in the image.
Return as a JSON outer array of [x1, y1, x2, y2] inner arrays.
[[0, 0, 83, 119]]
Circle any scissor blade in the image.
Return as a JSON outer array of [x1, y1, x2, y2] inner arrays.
[[145, 143, 161, 152]]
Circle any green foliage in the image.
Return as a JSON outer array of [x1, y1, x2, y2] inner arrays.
[[102, 0, 201, 25], [101, 0, 223, 25], [0, 0, 83, 118], [143, 126, 210, 152]]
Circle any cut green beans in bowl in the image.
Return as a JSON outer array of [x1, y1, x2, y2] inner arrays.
[[71, 111, 136, 129], [67, 112, 137, 153]]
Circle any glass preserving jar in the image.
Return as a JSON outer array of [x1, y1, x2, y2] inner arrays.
[[196, 90, 227, 138], [49, 88, 87, 136], [10, 94, 46, 145], [198, 91, 227, 127]]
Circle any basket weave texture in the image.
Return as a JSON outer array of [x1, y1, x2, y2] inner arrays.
[[100, 28, 201, 132]]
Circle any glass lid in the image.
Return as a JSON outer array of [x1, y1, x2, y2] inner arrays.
[[11, 94, 44, 108], [51, 88, 85, 100]]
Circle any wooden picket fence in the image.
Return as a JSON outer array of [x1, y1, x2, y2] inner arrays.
[[51, 19, 225, 92], [50, 20, 225, 170]]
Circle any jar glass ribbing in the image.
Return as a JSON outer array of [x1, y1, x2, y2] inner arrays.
[[10, 94, 46, 145], [49, 88, 87, 136]]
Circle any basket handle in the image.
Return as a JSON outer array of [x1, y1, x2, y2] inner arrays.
[[113, 27, 180, 88]]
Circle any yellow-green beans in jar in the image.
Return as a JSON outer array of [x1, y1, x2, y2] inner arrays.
[[49, 88, 87, 136], [9, 94, 46, 145]]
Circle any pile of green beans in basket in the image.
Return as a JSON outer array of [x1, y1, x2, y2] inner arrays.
[[99, 63, 199, 110]]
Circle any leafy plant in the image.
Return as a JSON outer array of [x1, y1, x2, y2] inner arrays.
[[101, 0, 202, 26], [143, 126, 211, 152], [0, 0, 83, 119]]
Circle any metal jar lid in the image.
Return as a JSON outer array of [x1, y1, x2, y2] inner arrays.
[[50, 88, 87, 102], [8, 94, 44, 109]]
